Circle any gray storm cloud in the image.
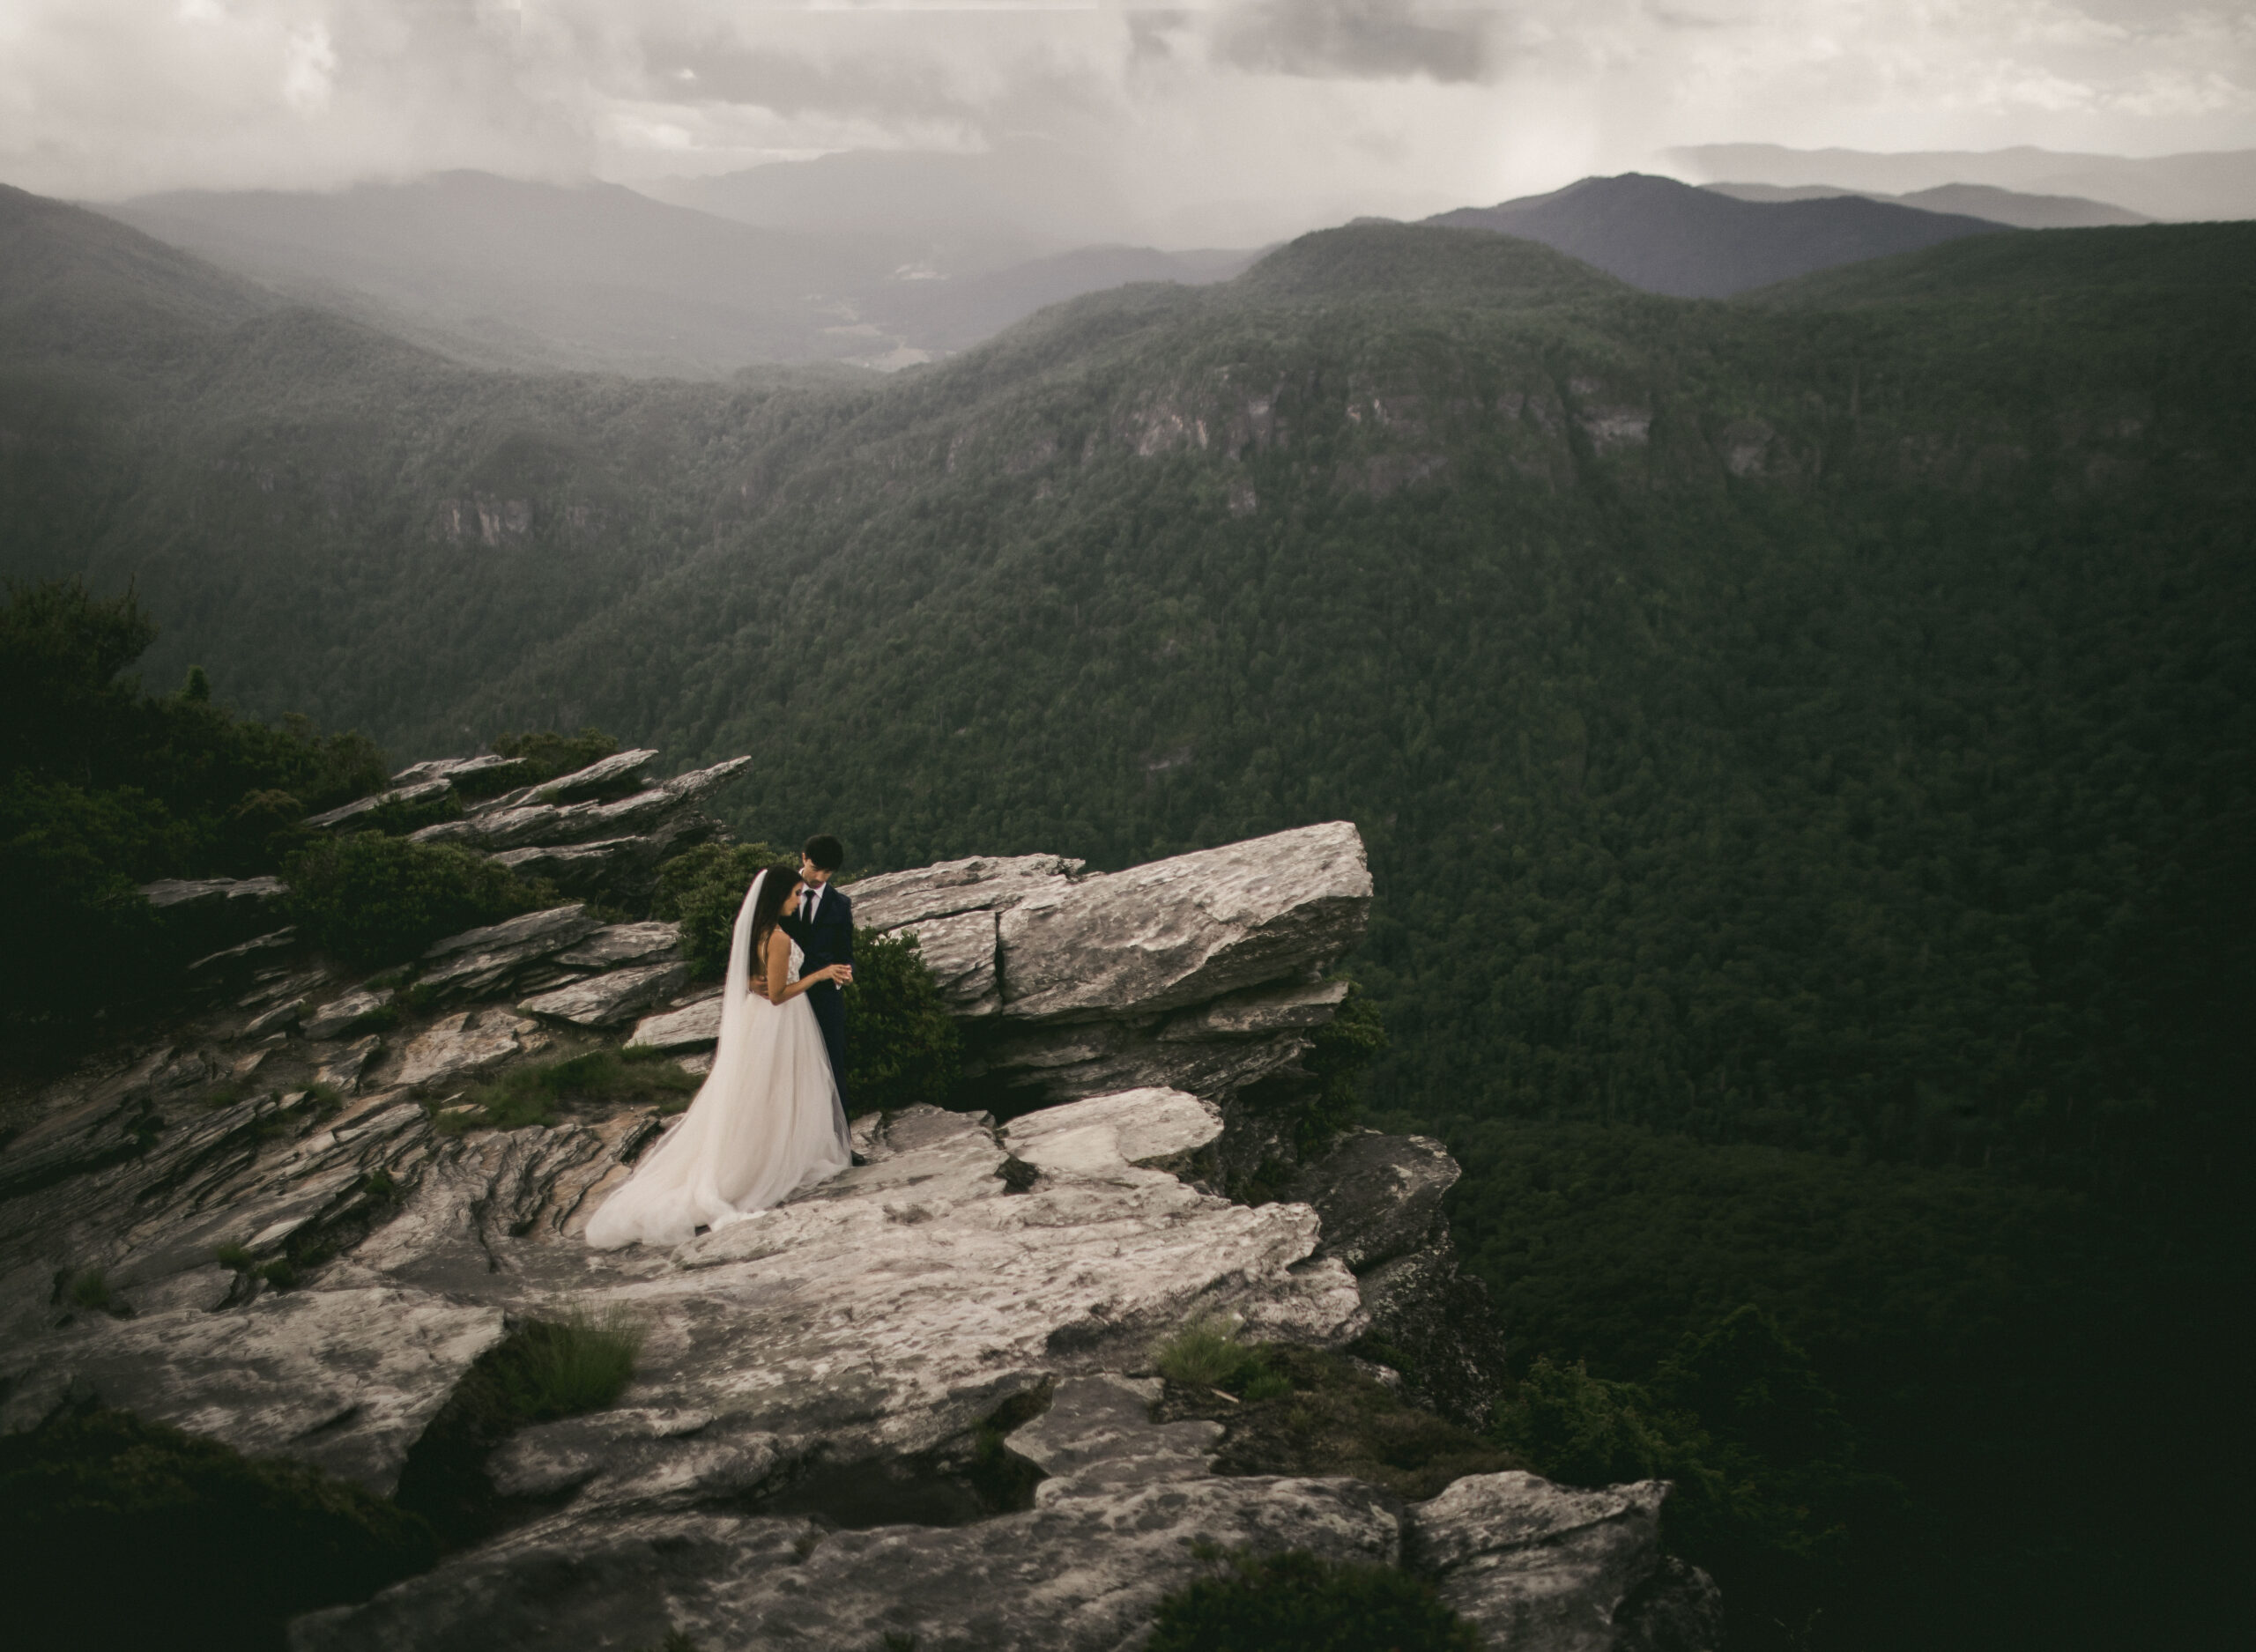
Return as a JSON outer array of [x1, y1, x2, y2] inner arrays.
[[1215, 1, 1498, 84], [0, 0, 2246, 223]]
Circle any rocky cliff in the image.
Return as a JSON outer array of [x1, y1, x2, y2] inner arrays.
[[0, 747, 1717, 1649]]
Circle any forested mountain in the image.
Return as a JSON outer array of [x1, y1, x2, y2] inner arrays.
[[1425, 173, 2007, 295], [5, 184, 2250, 1647]]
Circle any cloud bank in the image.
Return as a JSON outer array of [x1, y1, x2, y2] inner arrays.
[[0, 1, 2248, 241]]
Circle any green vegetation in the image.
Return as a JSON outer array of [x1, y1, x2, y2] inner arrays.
[[651, 841, 786, 977], [1156, 1337, 1516, 1502], [285, 831, 551, 967], [0, 1406, 437, 1651], [448, 1047, 699, 1131], [491, 726, 618, 784], [393, 1306, 645, 1548], [9, 201, 2250, 1649], [1, 579, 391, 1020], [843, 927, 961, 1113], [1147, 1547, 1481, 1652], [1154, 1316, 1272, 1391], [1489, 1310, 1897, 1648], [63, 1265, 118, 1315]]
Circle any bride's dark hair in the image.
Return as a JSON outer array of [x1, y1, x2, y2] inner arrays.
[[748, 862, 805, 960]]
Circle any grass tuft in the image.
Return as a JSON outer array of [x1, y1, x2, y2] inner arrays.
[[453, 1049, 699, 1132], [66, 1267, 116, 1314], [1154, 1315, 1269, 1391], [497, 1305, 647, 1420], [1147, 1547, 1480, 1652]]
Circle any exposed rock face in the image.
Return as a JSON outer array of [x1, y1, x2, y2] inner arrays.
[[1411, 1472, 1724, 1650], [858, 824, 1373, 1108], [0, 815, 1688, 1648], [0, 1287, 503, 1496], [1284, 1131, 1510, 1427], [410, 757, 746, 856]]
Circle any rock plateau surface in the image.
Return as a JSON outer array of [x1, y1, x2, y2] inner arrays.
[[5, 757, 1716, 1650]]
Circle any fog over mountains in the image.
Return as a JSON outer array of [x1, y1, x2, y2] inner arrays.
[[84, 152, 2214, 381], [1673, 144, 2256, 223]]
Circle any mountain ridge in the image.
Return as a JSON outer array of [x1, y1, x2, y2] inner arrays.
[[1424, 172, 2007, 297]]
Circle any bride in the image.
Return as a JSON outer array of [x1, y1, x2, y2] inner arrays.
[[585, 865, 853, 1248]]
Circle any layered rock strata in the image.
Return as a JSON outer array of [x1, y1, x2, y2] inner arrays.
[[0, 819, 1711, 1649]]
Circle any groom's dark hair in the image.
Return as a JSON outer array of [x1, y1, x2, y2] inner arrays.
[[803, 833, 844, 872]]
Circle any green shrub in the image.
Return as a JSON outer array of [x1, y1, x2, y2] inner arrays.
[[1161, 1342, 1518, 1501], [492, 727, 620, 784], [1155, 1316, 1270, 1390], [392, 1305, 646, 1547], [1295, 985, 1387, 1156], [844, 927, 961, 1113], [495, 1306, 645, 1421], [213, 1242, 255, 1271], [286, 832, 547, 967], [1490, 1313, 1898, 1648], [0, 1406, 436, 1650], [66, 1267, 116, 1314], [1147, 1548, 1481, 1652], [652, 841, 784, 977], [453, 1048, 700, 1130]]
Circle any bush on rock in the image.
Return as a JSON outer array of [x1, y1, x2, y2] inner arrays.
[[286, 833, 550, 967], [844, 926, 961, 1114], [652, 841, 785, 977], [0, 1406, 437, 1651], [1147, 1548, 1481, 1652]]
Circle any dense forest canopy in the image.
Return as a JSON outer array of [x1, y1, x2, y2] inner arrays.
[[4, 193, 2249, 1648]]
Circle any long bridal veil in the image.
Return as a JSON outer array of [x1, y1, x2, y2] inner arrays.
[[585, 869, 850, 1249]]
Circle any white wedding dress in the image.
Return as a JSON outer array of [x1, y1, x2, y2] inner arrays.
[[585, 870, 850, 1249]]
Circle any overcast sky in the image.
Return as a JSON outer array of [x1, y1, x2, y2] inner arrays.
[[4, 1, 2251, 241]]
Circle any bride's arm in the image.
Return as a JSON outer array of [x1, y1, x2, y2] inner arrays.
[[765, 930, 847, 1004]]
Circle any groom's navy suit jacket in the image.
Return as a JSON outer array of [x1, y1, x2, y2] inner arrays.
[[780, 883, 853, 1102]]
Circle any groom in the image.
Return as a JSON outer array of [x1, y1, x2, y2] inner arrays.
[[780, 833, 853, 1107]]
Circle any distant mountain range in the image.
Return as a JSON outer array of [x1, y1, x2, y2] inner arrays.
[[1703, 180, 2147, 231], [1672, 144, 2256, 223], [1424, 173, 2006, 299], [93, 172, 1253, 380]]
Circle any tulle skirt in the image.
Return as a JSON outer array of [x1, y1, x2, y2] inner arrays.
[[584, 990, 850, 1250]]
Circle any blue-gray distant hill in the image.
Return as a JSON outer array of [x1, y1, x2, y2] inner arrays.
[[1704, 179, 2149, 230], [1425, 172, 2007, 298]]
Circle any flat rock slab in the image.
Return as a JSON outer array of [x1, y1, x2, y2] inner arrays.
[[392, 1009, 538, 1088], [625, 992, 724, 1052], [423, 905, 592, 962], [850, 853, 1089, 930], [531, 748, 659, 804], [1006, 1086, 1222, 1181], [293, 1371, 1399, 1652], [520, 963, 690, 1027], [555, 922, 683, 969], [1285, 1130, 1461, 1273], [996, 820, 1371, 1021], [0, 1285, 504, 1496], [305, 987, 393, 1041]]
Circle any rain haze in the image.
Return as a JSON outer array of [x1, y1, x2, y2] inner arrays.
[[5, 1, 2254, 243]]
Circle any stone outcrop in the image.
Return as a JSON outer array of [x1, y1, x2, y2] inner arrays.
[[1286, 1131, 1511, 1427], [857, 823, 1372, 1108], [0, 814, 1711, 1649]]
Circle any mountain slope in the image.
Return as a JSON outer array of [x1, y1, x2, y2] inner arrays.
[[99, 173, 871, 376], [1424, 173, 2007, 297], [1673, 143, 2256, 222], [1704, 179, 2151, 229], [5, 201, 2250, 1649]]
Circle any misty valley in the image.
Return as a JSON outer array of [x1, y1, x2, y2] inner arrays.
[[2, 158, 2249, 1652]]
